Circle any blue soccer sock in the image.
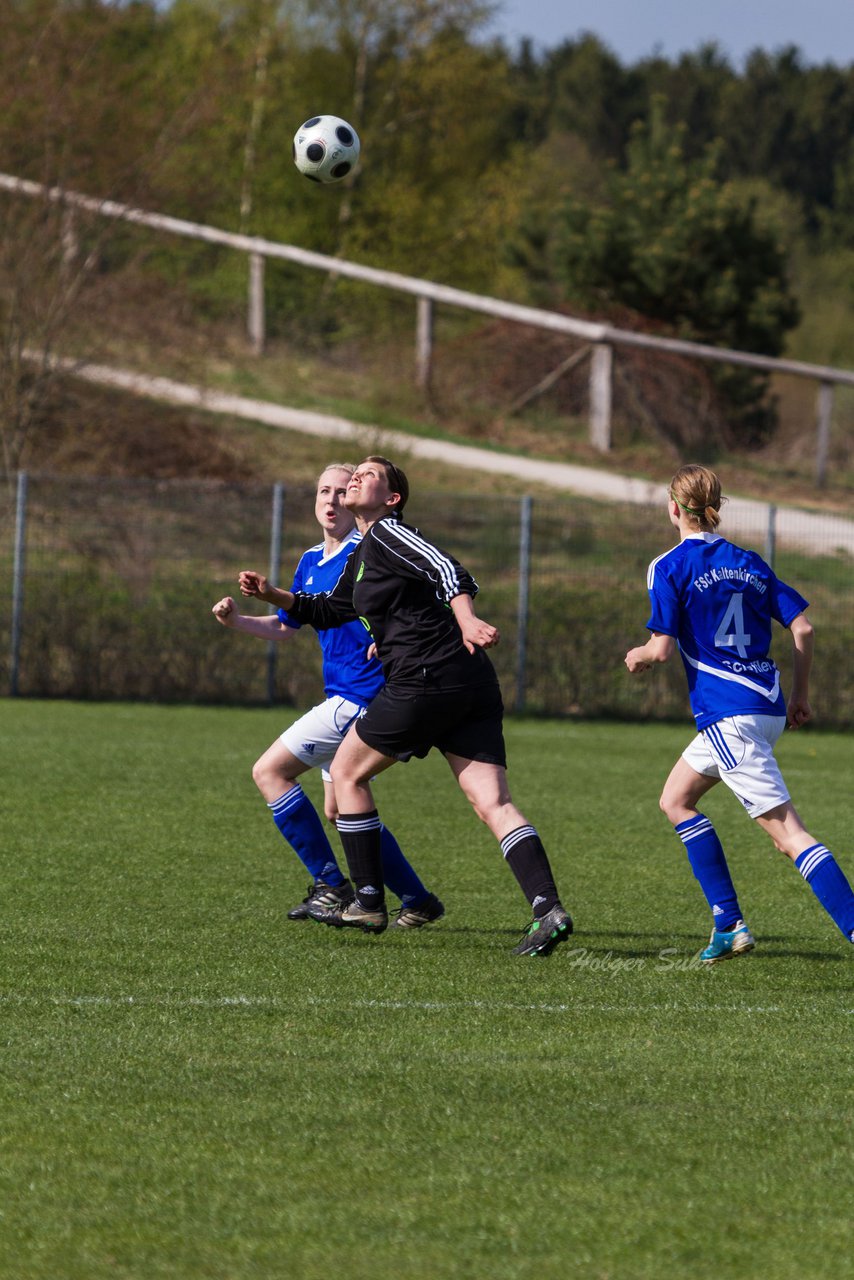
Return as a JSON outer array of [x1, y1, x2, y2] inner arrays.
[[267, 785, 345, 886], [379, 825, 429, 906], [675, 814, 742, 931], [795, 845, 854, 941]]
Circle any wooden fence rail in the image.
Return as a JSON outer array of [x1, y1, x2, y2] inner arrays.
[[2, 171, 853, 483]]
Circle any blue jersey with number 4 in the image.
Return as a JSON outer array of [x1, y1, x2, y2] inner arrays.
[[277, 530, 383, 705], [645, 533, 809, 730]]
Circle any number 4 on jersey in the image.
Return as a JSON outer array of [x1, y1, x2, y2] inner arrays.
[[714, 594, 751, 658]]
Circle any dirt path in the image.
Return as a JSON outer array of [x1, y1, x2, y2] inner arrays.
[[59, 357, 854, 556]]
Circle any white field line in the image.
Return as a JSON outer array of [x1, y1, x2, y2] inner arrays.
[[1, 993, 850, 1016], [39, 353, 854, 556]]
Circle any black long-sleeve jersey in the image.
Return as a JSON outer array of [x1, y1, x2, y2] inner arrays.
[[287, 515, 496, 688]]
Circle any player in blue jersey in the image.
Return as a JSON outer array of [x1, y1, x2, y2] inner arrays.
[[239, 456, 573, 957], [212, 463, 444, 929], [625, 464, 854, 962]]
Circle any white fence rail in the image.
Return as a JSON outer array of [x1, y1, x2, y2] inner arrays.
[[2, 171, 853, 482]]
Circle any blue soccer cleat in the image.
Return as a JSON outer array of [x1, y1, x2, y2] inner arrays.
[[700, 919, 756, 965]]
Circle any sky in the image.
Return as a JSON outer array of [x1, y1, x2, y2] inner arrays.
[[484, 0, 854, 66]]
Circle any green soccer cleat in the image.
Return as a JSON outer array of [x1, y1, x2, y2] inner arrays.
[[512, 905, 573, 957], [699, 920, 755, 965]]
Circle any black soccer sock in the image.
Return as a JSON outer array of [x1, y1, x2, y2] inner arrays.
[[336, 811, 385, 908], [500, 825, 560, 918]]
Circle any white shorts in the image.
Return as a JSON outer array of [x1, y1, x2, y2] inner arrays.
[[682, 714, 790, 819], [280, 696, 365, 783]]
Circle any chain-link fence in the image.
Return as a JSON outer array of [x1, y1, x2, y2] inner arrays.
[[1, 472, 852, 725]]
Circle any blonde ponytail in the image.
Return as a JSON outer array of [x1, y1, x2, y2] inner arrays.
[[669, 465, 723, 531]]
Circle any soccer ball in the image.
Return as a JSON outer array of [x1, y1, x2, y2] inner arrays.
[[292, 115, 360, 184]]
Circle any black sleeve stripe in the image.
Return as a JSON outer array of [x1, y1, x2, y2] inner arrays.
[[376, 521, 467, 598]]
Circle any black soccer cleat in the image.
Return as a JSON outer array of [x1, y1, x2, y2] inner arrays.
[[512, 905, 574, 957], [287, 879, 354, 921], [309, 896, 388, 934]]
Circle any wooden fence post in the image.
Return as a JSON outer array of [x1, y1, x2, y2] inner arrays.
[[589, 343, 613, 451], [416, 296, 433, 392]]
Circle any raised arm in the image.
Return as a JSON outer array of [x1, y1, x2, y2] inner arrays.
[[238, 570, 295, 613], [212, 596, 298, 642], [786, 612, 814, 729], [240, 552, 358, 632]]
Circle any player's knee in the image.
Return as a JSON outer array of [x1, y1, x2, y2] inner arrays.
[[253, 757, 294, 792], [458, 784, 494, 827], [329, 758, 355, 789]]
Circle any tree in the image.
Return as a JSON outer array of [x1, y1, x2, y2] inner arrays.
[[556, 103, 800, 443], [540, 34, 646, 161], [0, 0, 236, 476]]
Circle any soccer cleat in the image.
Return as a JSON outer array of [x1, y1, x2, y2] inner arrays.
[[391, 893, 446, 929], [309, 896, 388, 934], [287, 879, 354, 921], [699, 919, 756, 965], [512, 905, 574, 957]]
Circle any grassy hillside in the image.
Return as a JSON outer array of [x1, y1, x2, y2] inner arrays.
[[12, 257, 854, 509]]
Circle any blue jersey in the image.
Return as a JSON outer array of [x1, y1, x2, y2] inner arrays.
[[645, 533, 809, 730], [277, 531, 383, 705]]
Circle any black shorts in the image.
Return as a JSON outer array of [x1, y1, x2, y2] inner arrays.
[[355, 674, 507, 767]]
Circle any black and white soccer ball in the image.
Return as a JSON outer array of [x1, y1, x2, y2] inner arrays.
[[292, 115, 360, 184]]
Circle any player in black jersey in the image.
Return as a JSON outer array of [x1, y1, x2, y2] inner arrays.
[[239, 456, 572, 957]]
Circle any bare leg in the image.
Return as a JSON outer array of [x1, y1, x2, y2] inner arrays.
[[755, 800, 820, 860], [327, 730, 397, 911], [659, 755, 746, 941], [328, 729, 397, 812], [659, 756, 720, 825], [252, 738, 311, 802], [446, 753, 567, 931], [253, 739, 343, 895], [444, 754, 527, 840]]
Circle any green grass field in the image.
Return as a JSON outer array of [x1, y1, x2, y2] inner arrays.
[[1, 701, 852, 1280]]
